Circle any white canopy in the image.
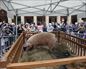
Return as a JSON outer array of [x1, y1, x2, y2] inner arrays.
[[0, 0, 86, 17]]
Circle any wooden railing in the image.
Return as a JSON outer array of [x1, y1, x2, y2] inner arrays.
[[0, 31, 86, 69], [7, 56, 86, 69], [0, 60, 7, 68], [58, 31, 86, 56], [4, 32, 25, 63]]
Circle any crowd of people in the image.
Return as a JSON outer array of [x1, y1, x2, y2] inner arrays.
[[0, 20, 86, 39], [17, 21, 86, 39]]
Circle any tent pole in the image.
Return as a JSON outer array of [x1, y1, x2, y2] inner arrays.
[[16, 9, 18, 38], [67, 8, 69, 24], [67, 8, 69, 16], [85, 3, 86, 18]]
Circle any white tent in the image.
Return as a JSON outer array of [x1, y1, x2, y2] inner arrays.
[[0, 0, 86, 17], [0, 0, 86, 37]]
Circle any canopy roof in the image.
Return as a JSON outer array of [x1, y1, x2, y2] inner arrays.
[[0, 0, 86, 17]]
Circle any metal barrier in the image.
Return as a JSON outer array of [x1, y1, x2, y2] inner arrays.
[[0, 35, 16, 58]]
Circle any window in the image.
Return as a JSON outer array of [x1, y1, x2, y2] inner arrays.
[[49, 16, 57, 23], [37, 16, 45, 25], [13, 16, 21, 24], [61, 16, 67, 23], [71, 15, 77, 24], [24, 16, 33, 24]]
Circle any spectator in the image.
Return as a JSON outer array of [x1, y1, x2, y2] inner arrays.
[[47, 23, 54, 32], [60, 22, 67, 32], [37, 22, 44, 32], [43, 23, 47, 32], [77, 24, 85, 38], [53, 24, 58, 31], [17, 24, 24, 35], [30, 23, 37, 32]]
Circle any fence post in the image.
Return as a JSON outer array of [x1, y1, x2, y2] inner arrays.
[[58, 31, 60, 45], [23, 32, 26, 44]]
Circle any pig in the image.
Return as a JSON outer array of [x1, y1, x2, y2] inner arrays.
[[25, 32, 57, 51]]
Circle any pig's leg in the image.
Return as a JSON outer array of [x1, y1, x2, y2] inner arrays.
[[48, 40, 56, 52]]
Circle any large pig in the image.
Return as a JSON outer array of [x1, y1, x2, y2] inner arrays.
[[25, 32, 57, 51]]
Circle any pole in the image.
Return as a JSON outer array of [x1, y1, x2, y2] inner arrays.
[[85, 3, 86, 18], [16, 9, 18, 38], [67, 8, 69, 17], [50, 0, 52, 12], [67, 8, 69, 24]]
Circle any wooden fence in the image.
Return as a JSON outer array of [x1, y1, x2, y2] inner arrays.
[[58, 31, 86, 56], [0, 31, 86, 69]]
